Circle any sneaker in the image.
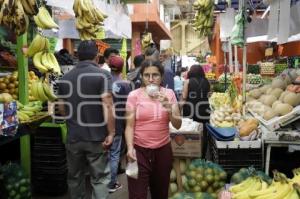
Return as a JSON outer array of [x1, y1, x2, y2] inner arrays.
[[108, 183, 122, 193]]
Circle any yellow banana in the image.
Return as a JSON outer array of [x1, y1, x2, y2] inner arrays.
[[230, 177, 256, 193], [79, 0, 90, 12], [283, 188, 300, 199], [30, 81, 39, 100], [33, 52, 48, 73], [48, 53, 61, 75], [20, 0, 34, 15], [41, 52, 54, 71], [37, 81, 49, 101], [73, 0, 82, 16], [34, 15, 46, 29], [27, 34, 46, 57], [17, 111, 30, 122], [233, 178, 262, 199], [36, 7, 59, 29], [42, 82, 57, 101], [255, 183, 292, 199]]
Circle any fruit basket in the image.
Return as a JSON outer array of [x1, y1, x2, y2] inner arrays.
[[248, 105, 300, 131]]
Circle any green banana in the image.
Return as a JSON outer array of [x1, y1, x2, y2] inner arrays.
[[35, 7, 59, 29]]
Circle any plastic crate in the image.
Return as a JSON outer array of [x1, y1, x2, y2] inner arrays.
[[32, 158, 67, 167], [32, 152, 66, 161], [208, 134, 263, 177]]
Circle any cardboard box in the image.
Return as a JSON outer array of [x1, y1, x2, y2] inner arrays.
[[170, 124, 203, 158]]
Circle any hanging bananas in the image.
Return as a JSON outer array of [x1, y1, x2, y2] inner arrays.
[[192, 0, 214, 37], [141, 32, 153, 52], [0, 0, 30, 36], [34, 6, 59, 29], [31, 79, 57, 102], [20, 0, 38, 16], [33, 51, 61, 75], [73, 0, 107, 40], [27, 33, 50, 57]]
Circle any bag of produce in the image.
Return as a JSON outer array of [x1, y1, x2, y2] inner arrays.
[[0, 163, 31, 199], [183, 159, 227, 198]]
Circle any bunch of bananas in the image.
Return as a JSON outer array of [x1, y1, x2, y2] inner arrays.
[[0, 0, 30, 36], [73, 0, 107, 40], [27, 34, 50, 57], [191, 0, 214, 37], [17, 100, 44, 123], [141, 32, 154, 52], [33, 51, 61, 74], [31, 79, 57, 102], [34, 6, 59, 29], [20, 0, 38, 16], [230, 170, 300, 199]]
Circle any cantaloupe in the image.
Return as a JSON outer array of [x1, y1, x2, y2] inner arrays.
[[283, 92, 299, 106], [263, 110, 278, 121], [272, 100, 282, 109], [274, 103, 293, 116], [272, 78, 287, 90], [259, 85, 271, 93], [279, 91, 288, 101], [270, 88, 283, 99], [258, 95, 267, 103], [249, 89, 262, 99], [263, 95, 277, 107], [266, 88, 273, 95]]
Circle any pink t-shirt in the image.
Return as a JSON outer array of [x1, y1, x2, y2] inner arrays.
[[126, 87, 177, 149]]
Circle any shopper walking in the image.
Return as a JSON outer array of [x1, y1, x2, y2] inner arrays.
[[102, 48, 119, 72], [125, 60, 182, 199], [181, 64, 210, 158], [174, 70, 183, 100], [107, 55, 132, 193], [127, 54, 145, 89], [57, 40, 115, 199]]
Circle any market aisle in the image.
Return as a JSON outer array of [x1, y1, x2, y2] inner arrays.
[[33, 174, 130, 199]]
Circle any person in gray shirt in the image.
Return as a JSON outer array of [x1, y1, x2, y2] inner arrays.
[[57, 40, 115, 199]]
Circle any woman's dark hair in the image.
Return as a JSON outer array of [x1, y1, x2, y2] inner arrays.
[[140, 60, 164, 86], [187, 64, 206, 79], [175, 70, 181, 76]]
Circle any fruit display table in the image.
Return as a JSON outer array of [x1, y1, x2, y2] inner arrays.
[[263, 140, 300, 175]]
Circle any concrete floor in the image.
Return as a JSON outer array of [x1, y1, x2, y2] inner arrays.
[[33, 174, 129, 199]]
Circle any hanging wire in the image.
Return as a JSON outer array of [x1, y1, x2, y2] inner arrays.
[[145, 0, 150, 31]]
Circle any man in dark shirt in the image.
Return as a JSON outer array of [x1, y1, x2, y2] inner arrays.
[[57, 40, 115, 199]]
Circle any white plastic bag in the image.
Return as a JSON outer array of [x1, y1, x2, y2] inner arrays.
[[126, 161, 138, 179]]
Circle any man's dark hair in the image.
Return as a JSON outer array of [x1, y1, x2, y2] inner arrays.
[[77, 40, 98, 61], [103, 48, 119, 59], [133, 54, 145, 68]]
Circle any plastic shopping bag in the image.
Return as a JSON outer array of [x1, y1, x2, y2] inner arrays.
[[126, 161, 138, 179]]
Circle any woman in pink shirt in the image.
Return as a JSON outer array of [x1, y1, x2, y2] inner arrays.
[[125, 60, 182, 199]]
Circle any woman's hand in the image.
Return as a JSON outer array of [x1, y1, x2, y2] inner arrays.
[[157, 92, 172, 112], [127, 147, 137, 162]]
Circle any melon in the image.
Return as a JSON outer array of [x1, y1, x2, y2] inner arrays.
[[259, 85, 271, 93], [270, 88, 283, 99], [272, 100, 282, 109], [263, 110, 278, 121], [283, 92, 299, 106], [263, 95, 277, 107], [249, 89, 262, 99], [272, 78, 287, 90], [274, 103, 293, 116]]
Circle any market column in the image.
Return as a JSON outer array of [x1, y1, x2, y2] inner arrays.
[[17, 34, 31, 176]]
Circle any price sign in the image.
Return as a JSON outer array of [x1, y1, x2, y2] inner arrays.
[[96, 40, 110, 56]]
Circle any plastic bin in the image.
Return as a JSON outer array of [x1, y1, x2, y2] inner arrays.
[[208, 134, 263, 177]]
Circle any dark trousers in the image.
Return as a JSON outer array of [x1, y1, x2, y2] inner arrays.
[[127, 143, 173, 199]]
